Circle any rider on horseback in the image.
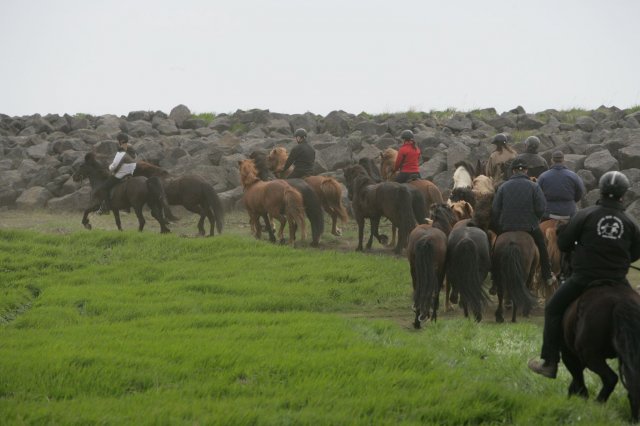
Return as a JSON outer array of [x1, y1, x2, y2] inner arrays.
[[393, 130, 422, 183], [96, 133, 137, 214], [282, 128, 316, 179], [528, 171, 640, 378]]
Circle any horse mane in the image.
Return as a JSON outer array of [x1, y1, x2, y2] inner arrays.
[[358, 157, 382, 182], [468, 192, 493, 231], [472, 175, 495, 195], [449, 187, 476, 208], [430, 204, 456, 235], [136, 160, 170, 178], [249, 151, 275, 181], [380, 148, 398, 181], [453, 160, 477, 179], [268, 147, 288, 175], [238, 159, 261, 188], [448, 200, 474, 222]]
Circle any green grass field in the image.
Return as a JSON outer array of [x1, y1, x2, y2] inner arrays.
[[0, 212, 637, 424]]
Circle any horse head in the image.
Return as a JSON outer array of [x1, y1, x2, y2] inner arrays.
[[380, 148, 398, 181], [448, 200, 474, 222], [72, 152, 108, 183], [238, 159, 261, 188], [249, 151, 275, 181], [268, 147, 288, 175], [430, 203, 457, 234]]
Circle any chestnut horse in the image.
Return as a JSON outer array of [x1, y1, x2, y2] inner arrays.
[[72, 153, 171, 233], [250, 151, 324, 246], [491, 231, 538, 323], [343, 164, 416, 254], [238, 159, 306, 246], [268, 147, 348, 237], [538, 219, 564, 299], [133, 161, 224, 236], [407, 204, 457, 328], [562, 281, 640, 422]]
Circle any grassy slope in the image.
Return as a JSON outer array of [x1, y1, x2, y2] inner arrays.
[[0, 225, 633, 425]]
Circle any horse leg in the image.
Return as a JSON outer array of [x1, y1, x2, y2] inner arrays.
[[495, 279, 505, 323], [261, 214, 276, 242], [562, 351, 589, 398], [355, 217, 365, 251], [590, 359, 619, 402], [367, 217, 382, 249], [133, 206, 145, 232], [390, 224, 397, 248], [113, 209, 124, 231], [82, 203, 101, 230], [276, 216, 287, 244]]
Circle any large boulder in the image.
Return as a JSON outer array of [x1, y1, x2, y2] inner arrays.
[[169, 104, 191, 128], [583, 150, 619, 179], [15, 186, 53, 209], [323, 111, 353, 137], [46, 186, 91, 212], [618, 144, 640, 169]]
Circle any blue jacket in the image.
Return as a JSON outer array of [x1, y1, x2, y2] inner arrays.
[[492, 173, 546, 231], [537, 165, 585, 218]]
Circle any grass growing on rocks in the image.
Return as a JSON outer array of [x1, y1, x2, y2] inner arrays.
[[0, 225, 635, 424]]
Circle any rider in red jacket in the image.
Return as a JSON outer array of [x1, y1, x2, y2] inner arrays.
[[394, 129, 422, 183]]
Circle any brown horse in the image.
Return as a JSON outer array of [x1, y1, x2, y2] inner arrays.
[[380, 148, 398, 181], [267, 147, 348, 237], [72, 153, 171, 233], [248, 151, 324, 246], [343, 164, 416, 254], [238, 159, 306, 246], [133, 161, 224, 236], [491, 231, 538, 323], [562, 281, 640, 422], [407, 204, 457, 328]]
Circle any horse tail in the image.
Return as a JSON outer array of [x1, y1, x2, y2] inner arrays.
[[447, 238, 489, 319], [203, 183, 225, 234], [613, 296, 640, 415], [398, 187, 418, 248], [320, 178, 348, 224], [284, 187, 307, 241], [500, 242, 536, 315], [297, 183, 324, 245], [413, 238, 439, 318], [146, 177, 179, 222]]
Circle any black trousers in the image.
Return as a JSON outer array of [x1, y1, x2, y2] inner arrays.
[[94, 176, 121, 204], [394, 172, 421, 183]]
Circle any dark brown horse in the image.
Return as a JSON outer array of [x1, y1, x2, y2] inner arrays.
[[249, 151, 325, 245], [562, 281, 640, 422], [133, 161, 224, 237], [72, 153, 171, 233], [446, 223, 491, 321], [491, 231, 538, 323], [407, 204, 457, 328], [343, 164, 416, 254]]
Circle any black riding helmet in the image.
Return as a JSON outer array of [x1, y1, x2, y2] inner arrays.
[[599, 171, 630, 199], [400, 129, 414, 141], [294, 128, 307, 139], [492, 133, 508, 145], [511, 158, 528, 171]]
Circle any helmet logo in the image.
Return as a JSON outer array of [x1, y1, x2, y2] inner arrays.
[[597, 215, 624, 240]]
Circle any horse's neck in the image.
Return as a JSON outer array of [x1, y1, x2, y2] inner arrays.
[[86, 169, 108, 188], [241, 174, 262, 189]]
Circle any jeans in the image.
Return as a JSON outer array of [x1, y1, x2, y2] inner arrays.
[[394, 172, 421, 183]]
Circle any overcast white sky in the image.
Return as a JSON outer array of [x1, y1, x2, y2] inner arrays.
[[2, 0, 639, 117]]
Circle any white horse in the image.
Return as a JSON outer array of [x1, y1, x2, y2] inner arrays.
[[453, 165, 473, 189]]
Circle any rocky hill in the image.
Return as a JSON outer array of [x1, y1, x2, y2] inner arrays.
[[2, 104, 640, 218]]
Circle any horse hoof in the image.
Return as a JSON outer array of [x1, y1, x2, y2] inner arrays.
[[379, 235, 389, 244], [83, 223, 92, 230], [496, 316, 504, 323]]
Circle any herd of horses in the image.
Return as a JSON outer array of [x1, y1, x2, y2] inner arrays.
[[71, 146, 640, 421]]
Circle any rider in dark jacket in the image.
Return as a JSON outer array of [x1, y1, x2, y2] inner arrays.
[[283, 128, 315, 178], [491, 158, 555, 286], [528, 171, 640, 378], [514, 136, 548, 179]]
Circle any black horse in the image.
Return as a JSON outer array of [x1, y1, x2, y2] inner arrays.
[[446, 224, 491, 321], [562, 281, 640, 422], [72, 153, 171, 233], [343, 164, 416, 254], [133, 161, 224, 237]]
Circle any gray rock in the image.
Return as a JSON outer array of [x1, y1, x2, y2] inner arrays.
[[421, 153, 447, 180], [575, 116, 597, 132], [317, 142, 353, 171], [127, 120, 158, 138], [16, 186, 53, 209], [152, 117, 180, 136], [619, 144, 640, 169], [323, 110, 353, 137], [577, 169, 597, 191], [446, 141, 471, 171], [47, 186, 91, 212], [169, 104, 191, 128], [581, 188, 601, 208], [444, 114, 473, 132], [583, 150, 619, 179], [26, 142, 50, 160]]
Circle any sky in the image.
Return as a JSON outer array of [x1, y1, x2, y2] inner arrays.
[[2, 0, 639, 118]]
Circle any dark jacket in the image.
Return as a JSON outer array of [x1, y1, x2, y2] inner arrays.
[[492, 173, 546, 231], [537, 164, 585, 218], [557, 198, 640, 279], [284, 141, 315, 178], [515, 152, 548, 179]]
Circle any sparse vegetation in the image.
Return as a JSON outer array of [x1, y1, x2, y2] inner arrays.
[[192, 112, 216, 124]]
